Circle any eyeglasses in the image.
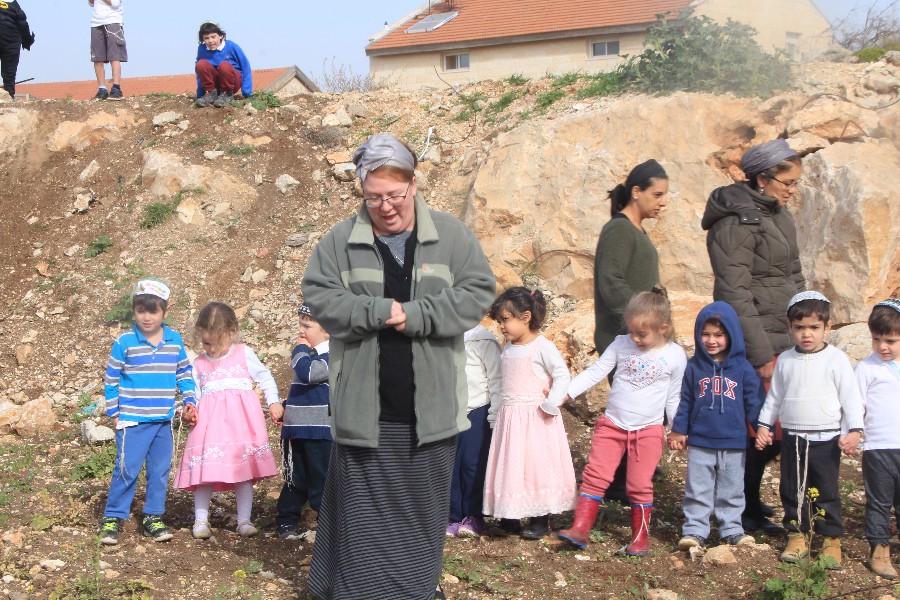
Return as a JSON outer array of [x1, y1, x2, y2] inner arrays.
[[363, 183, 411, 209], [768, 175, 802, 189]]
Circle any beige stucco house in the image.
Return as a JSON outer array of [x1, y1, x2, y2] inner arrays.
[[367, 0, 833, 89]]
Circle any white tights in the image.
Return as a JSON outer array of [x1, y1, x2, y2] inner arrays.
[[194, 481, 254, 523]]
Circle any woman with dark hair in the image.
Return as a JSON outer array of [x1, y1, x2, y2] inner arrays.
[[593, 159, 670, 357], [702, 138, 805, 535], [194, 22, 252, 108]]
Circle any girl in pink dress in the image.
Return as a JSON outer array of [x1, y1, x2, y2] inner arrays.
[[175, 302, 281, 539], [483, 287, 576, 539]]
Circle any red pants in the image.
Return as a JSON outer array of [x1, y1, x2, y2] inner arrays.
[[196, 59, 242, 94], [580, 415, 664, 505]]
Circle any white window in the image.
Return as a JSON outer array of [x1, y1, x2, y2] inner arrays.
[[444, 52, 470, 71], [591, 40, 620, 58], [786, 32, 801, 61]]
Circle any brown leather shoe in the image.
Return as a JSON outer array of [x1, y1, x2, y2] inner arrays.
[[780, 532, 809, 563], [869, 544, 897, 579], [821, 537, 842, 570]]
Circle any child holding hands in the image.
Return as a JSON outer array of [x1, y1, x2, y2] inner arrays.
[[857, 299, 900, 578], [668, 302, 761, 549], [174, 301, 280, 539], [756, 292, 864, 568], [558, 291, 686, 555], [482, 287, 576, 540]]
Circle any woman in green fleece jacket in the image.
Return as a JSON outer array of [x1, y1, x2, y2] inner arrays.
[[593, 159, 670, 357]]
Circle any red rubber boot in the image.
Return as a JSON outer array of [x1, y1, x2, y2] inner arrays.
[[557, 494, 602, 549], [624, 504, 652, 556]]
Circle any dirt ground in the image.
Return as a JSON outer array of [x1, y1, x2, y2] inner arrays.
[[1, 66, 898, 599]]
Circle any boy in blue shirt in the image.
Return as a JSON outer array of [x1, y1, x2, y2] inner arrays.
[[668, 301, 761, 549], [194, 22, 252, 108], [98, 279, 195, 545], [274, 302, 331, 539]]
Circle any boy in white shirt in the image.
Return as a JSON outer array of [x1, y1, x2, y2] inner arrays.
[[857, 298, 900, 579], [756, 291, 863, 569], [89, 0, 126, 100]]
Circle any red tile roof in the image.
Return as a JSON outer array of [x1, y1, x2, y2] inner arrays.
[[16, 68, 292, 101], [367, 0, 693, 54]]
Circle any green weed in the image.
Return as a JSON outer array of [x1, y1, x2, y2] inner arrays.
[[189, 135, 210, 148], [139, 188, 204, 228], [85, 235, 113, 258], [552, 71, 582, 88], [250, 90, 282, 110], [575, 72, 622, 99], [505, 73, 528, 85], [105, 293, 133, 325], [486, 91, 520, 114], [536, 89, 565, 110], [70, 445, 117, 481], [226, 144, 256, 156]]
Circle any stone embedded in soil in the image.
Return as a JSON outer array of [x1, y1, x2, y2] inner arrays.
[[152, 111, 183, 127], [702, 545, 737, 566], [251, 269, 269, 284], [39, 559, 65, 571], [275, 174, 300, 195], [79, 160, 100, 182], [15, 345, 32, 366], [203, 151, 225, 160], [646, 590, 680, 600]]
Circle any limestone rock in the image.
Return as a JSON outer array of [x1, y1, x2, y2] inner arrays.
[[828, 323, 873, 363], [15, 344, 33, 366], [325, 151, 351, 165], [347, 103, 373, 119], [80, 420, 115, 445], [203, 150, 225, 160], [79, 159, 100, 181], [0, 88, 11, 103], [646, 590, 680, 600], [251, 269, 269, 284], [140, 149, 256, 211], [276, 174, 299, 195], [7, 398, 57, 437], [794, 140, 900, 324], [332, 163, 355, 182], [47, 111, 136, 152], [286, 232, 312, 247], [0, 108, 39, 155], [152, 111, 183, 127], [702, 545, 737, 566], [787, 98, 880, 141]]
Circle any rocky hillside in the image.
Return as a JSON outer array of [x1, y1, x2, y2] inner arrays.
[[0, 56, 898, 599]]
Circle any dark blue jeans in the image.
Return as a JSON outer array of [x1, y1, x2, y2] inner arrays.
[[276, 438, 332, 527], [449, 405, 492, 522]]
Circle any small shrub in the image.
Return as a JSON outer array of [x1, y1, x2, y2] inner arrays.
[[106, 293, 133, 325], [70, 445, 117, 481], [575, 71, 622, 99], [189, 135, 210, 148], [302, 125, 344, 147], [854, 46, 887, 62], [140, 201, 178, 228], [315, 57, 374, 93], [227, 144, 256, 156], [250, 91, 281, 110], [536, 89, 566, 110], [505, 73, 528, 85], [552, 71, 582, 88], [452, 109, 473, 123], [85, 235, 113, 258], [486, 90, 520, 114]]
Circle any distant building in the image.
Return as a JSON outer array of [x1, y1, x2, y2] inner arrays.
[[15, 66, 318, 101], [367, 0, 833, 89]]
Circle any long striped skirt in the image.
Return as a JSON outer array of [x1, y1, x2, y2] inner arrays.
[[307, 422, 457, 600]]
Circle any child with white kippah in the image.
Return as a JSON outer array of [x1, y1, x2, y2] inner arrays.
[[857, 298, 900, 579], [99, 278, 195, 545], [756, 291, 864, 568]]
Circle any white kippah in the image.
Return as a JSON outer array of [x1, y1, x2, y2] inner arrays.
[[132, 279, 171, 301], [788, 290, 829, 309]]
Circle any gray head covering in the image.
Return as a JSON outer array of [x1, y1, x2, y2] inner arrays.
[[740, 139, 798, 178], [353, 133, 416, 183], [788, 290, 829, 310]]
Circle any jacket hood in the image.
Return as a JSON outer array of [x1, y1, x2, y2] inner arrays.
[[701, 183, 779, 231], [693, 301, 747, 368]]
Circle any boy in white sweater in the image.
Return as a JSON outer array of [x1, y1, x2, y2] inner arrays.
[[857, 298, 900, 579], [756, 291, 863, 568]]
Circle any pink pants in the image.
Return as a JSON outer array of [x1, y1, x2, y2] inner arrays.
[[580, 415, 664, 505], [196, 59, 242, 94]]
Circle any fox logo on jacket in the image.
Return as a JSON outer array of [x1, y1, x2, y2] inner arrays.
[[698, 376, 738, 400]]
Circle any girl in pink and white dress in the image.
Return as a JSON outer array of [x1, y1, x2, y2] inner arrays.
[[482, 287, 576, 540], [175, 302, 281, 539]]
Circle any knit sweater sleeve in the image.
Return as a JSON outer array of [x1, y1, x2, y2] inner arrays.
[[536, 339, 571, 407], [595, 220, 641, 314], [481, 339, 503, 424], [757, 358, 786, 429], [664, 344, 687, 426], [244, 346, 279, 406], [833, 349, 864, 431]]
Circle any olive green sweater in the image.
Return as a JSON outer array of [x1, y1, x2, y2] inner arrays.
[[593, 214, 660, 354]]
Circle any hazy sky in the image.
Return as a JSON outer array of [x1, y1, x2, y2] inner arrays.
[[12, 1, 880, 86]]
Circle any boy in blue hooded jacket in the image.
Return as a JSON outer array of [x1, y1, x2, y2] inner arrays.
[[668, 301, 761, 549]]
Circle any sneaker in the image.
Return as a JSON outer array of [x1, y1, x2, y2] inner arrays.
[[446, 521, 461, 537], [237, 521, 258, 537], [457, 516, 487, 538], [213, 92, 234, 108], [98, 517, 119, 545], [677, 534, 706, 550], [521, 516, 550, 540], [108, 87, 124, 101], [141, 515, 174, 542], [195, 90, 217, 108], [93, 88, 109, 101], [277, 524, 310, 540], [722, 533, 754, 546], [192, 521, 212, 540], [489, 518, 522, 537]]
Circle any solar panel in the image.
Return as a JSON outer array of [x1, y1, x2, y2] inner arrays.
[[406, 11, 459, 33]]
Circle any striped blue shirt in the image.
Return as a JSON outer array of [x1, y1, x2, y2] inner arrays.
[[104, 324, 196, 422]]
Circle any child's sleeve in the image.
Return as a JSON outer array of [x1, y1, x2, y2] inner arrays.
[[671, 364, 695, 435], [291, 344, 329, 385], [245, 347, 280, 406], [567, 337, 619, 398], [482, 340, 503, 425], [103, 339, 124, 418], [232, 43, 253, 97], [854, 360, 871, 417], [834, 352, 864, 432], [175, 344, 196, 407], [194, 45, 204, 97], [757, 360, 786, 429], [664, 346, 687, 427], [540, 341, 571, 407], [743, 364, 763, 428]]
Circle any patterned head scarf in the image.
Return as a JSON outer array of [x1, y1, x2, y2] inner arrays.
[[353, 133, 416, 183]]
